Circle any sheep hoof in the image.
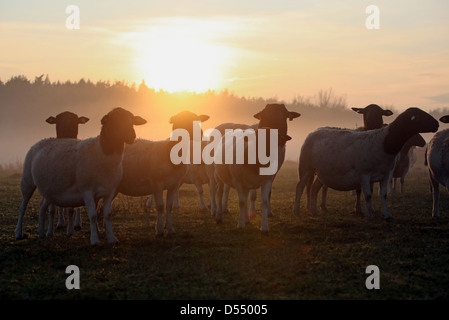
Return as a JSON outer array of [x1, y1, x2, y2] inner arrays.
[[384, 216, 393, 222], [15, 233, 28, 240], [56, 225, 64, 230], [107, 237, 119, 244], [74, 226, 82, 231], [268, 211, 275, 217], [261, 230, 269, 236], [216, 218, 223, 224]]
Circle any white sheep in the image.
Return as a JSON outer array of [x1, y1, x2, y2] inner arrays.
[[45, 111, 89, 236], [213, 104, 300, 233], [117, 111, 209, 236], [389, 133, 426, 195], [309, 104, 393, 214], [15, 107, 147, 245], [294, 108, 439, 219], [426, 115, 449, 217], [210, 123, 259, 216]]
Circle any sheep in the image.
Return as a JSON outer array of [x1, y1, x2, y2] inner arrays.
[[15, 107, 147, 245], [210, 123, 259, 217], [45, 111, 89, 236], [294, 107, 439, 219], [310, 104, 393, 213], [425, 115, 449, 218], [213, 104, 300, 233], [389, 133, 426, 195], [117, 110, 209, 236]]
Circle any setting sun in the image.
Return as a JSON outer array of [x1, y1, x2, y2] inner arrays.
[[126, 19, 236, 93]]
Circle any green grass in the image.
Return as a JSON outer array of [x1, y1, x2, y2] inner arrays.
[[1, 162, 449, 300]]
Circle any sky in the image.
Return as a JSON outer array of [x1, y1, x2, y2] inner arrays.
[[1, 0, 449, 110]]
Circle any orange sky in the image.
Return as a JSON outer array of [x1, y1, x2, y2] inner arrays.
[[1, 0, 449, 110]]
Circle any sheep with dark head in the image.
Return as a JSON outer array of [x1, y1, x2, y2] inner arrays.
[[117, 110, 209, 236], [45, 111, 89, 236], [213, 104, 300, 233], [294, 107, 438, 219], [15, 108, 146, 245], [311, 104, 393, 214]]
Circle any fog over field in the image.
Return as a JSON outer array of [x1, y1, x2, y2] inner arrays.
[[1, 75, 447, 166]]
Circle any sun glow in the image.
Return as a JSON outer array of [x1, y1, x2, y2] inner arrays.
[[128, 19, 235, 93]]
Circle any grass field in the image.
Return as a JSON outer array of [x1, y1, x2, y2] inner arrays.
[[1, 161, 449, 300]]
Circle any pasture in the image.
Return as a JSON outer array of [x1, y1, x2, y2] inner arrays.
[[1, 161, 449, 300]]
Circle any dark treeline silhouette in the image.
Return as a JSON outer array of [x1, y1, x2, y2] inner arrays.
[[1, 74, 448, 166]]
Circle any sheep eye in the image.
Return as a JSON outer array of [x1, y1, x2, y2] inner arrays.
[[411, 116, 416, 121]]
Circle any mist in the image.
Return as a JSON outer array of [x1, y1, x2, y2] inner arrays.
[[1, 74, 447, 166]]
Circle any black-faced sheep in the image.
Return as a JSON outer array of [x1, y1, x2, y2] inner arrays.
[[308, 104, 393, 214], [45, 111, 89, 236], [117, 111, 209, 236], [294, 108, 438, 219], [15, 108, 147, 245], [213, 104, 300, 233]]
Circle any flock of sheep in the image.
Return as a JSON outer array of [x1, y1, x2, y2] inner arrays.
[[12, 104, 449, 245]]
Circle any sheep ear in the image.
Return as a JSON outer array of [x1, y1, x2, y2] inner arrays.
[[285, 134, 292, 141], [440, 115, 449, 123], [383, 110, 394, 116], [78, 116, 89, 124], [46, 116, 57, 124], [351, 107, 364, 114], [197, 115, 210, 122], [101, 114, 109, 125], [133, 116, 147, 126], [253, 111, 262, 120], [288, 112, 301, 121]]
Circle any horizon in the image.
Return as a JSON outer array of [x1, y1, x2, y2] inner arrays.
[[1, 1, 449, 110]]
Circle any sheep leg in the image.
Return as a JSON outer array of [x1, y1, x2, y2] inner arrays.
[[310, 178, 323, 216], [173, 188, 181, 209], [430, 174, 440, 218], [46, 203, 56, 237], [194, 182, 207, 211], [222, 184, 230, 213], [146, 195, 154, 208], [391, 178, 397, 196], [305, 174, 314, 212], [361, 178, 374, 219], [215, 179, 224, 224], [74, 207, 82, 230], [56, 206, 65, 229], [379, 179, 392, 219], [102, 194, 118, 244], [38, 198, 50, 238], [400, 176, 405, 194], [66, 208, 75, 236], [261, 181, 273, 234], [83, 193, 101, 245], [249, 189, 257, 218], [208, 172, 217, 217], [294, 170, 313, 217], [15, 184, 36, 240], [165, 188, 176, 234], [236, 185, 249, 229], [320, 185, 328, 212], [153, 190, 165, 236]]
